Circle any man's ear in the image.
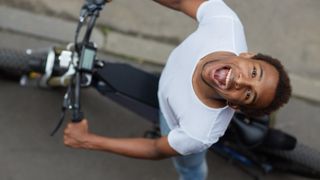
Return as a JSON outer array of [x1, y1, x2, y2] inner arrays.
[[227, 101, 240, 110], [239, 52, 256, 59]]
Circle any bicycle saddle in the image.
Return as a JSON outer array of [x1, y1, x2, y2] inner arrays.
[[232, 113, 268, 148]]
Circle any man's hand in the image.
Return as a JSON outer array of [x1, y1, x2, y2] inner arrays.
[[64, 119, 90, 149]]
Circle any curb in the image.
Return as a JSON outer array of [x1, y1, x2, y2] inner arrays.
[[1, 6, 320, 102], [0, 6, 104, 48], [0, 5, 173, 65]]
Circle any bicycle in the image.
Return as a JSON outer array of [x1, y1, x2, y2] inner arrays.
[[0, 0, 320, 179]]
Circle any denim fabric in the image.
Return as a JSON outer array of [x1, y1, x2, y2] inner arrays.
[[159, 112, 208, 180]]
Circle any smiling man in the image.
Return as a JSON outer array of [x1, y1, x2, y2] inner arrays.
[[64, 0, 292, 180]]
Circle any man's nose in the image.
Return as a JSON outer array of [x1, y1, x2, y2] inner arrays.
[[234, 73, 251, 90]]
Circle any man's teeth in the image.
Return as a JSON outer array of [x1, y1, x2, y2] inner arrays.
[[225, 69, 232, 87]]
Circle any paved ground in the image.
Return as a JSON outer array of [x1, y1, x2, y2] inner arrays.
[[0, 27, 319, 180], [0, 0, 319, 179]]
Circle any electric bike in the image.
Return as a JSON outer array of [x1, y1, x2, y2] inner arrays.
[[0, 0, 319, 179]]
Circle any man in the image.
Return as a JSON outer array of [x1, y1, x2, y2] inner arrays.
[[64, 0, 291, 179]]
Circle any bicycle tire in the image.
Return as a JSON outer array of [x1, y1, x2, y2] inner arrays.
[[263, 143, 320, 179], [0, 48, 46, 78]]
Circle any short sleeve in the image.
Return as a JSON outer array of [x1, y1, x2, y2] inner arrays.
[[196, 0, 239, 23], [168, 127, 213, 155], [194, 0, 247, 55]]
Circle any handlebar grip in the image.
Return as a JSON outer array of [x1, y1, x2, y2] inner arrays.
[[86, 0, 107, 5], [28, 52, 48, 74], [72, 110, 84, 123], [0, 48, 47, 78]]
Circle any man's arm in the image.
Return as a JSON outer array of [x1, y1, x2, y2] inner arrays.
[[153, 0, 205, 19], [64, 120, 179, 160]]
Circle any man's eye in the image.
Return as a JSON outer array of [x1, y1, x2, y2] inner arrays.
[[252, 66, 257, 78], [245, 90, 251, 100]]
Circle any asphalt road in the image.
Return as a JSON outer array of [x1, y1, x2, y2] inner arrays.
[[0, 30, 318, 180]]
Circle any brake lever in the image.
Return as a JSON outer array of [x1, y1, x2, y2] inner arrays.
[[50, 88, 72, 136]]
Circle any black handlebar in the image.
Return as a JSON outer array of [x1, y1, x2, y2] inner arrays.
[[71, 1, 105, 123], [50, 1, 107, 135]]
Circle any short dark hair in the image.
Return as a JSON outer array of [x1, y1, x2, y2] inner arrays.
[[240, 53, 292, 117]]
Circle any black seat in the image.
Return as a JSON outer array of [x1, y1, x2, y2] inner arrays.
[[231, 113, 268, 148]]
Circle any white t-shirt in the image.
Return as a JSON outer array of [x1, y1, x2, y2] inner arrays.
[[158, 0, 248, 155]]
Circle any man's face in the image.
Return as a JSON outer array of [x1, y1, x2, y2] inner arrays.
[[201, 54, 279, 109]]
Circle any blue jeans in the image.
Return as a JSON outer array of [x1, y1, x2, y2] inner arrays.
[[159, 112, 208, 180]]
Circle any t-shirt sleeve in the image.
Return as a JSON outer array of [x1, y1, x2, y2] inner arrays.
[[194, 0, 247, 55], [167, 127, 213, 155], [196, 0, 239, 23]]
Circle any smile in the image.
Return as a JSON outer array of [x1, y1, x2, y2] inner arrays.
[[211, 66, 232, 90]]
